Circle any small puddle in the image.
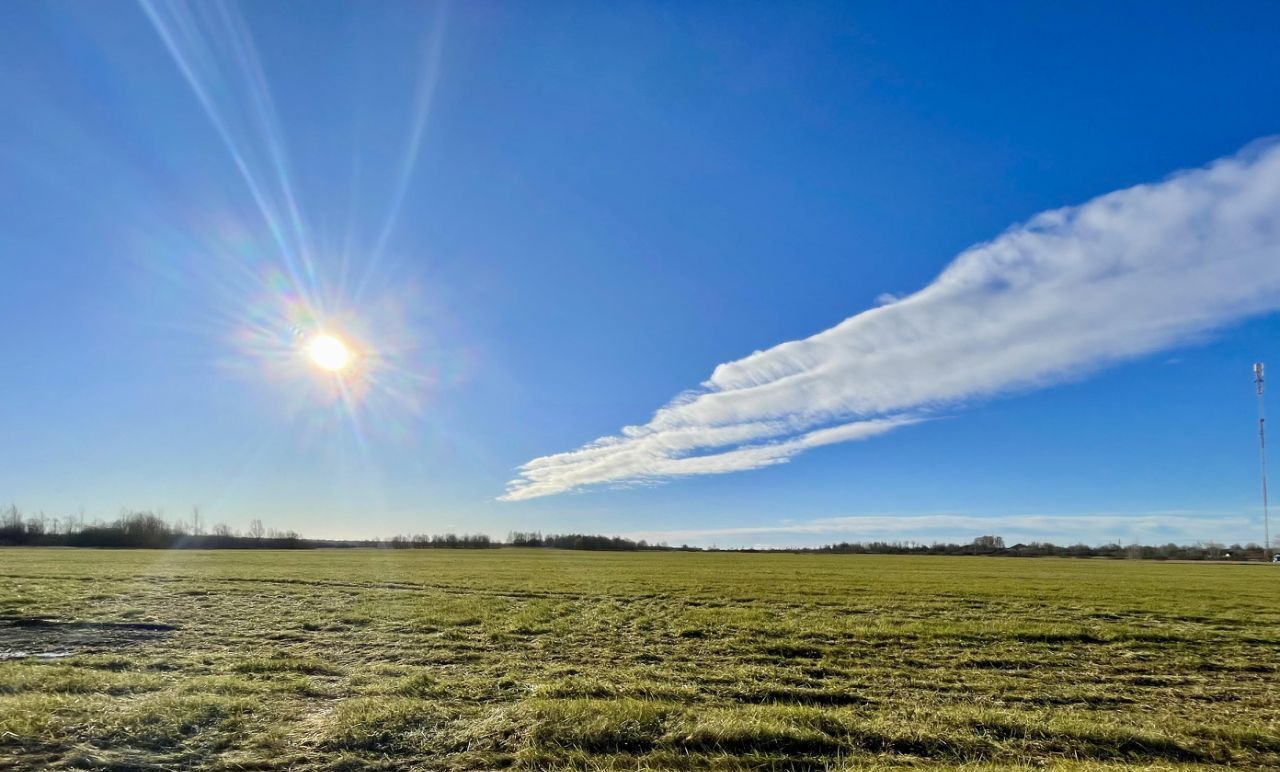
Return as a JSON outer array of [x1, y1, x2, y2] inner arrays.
[[0, 617, 177, 660], [0, 650, 75, 661]]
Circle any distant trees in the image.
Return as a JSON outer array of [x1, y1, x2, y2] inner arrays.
[[508, 531, 544, 547], [419, 533, 494, 548], [507, 531, 673, 551], [972, 535, 1005, 551], [0, 506, 307, 549], [807, 536, 1270, 561], [1, 505, 1271, 560], [379, 533, 496, 549]]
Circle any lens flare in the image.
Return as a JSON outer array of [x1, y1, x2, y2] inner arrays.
[[132, 0, 467, 450], [307, 334, 351, 371]]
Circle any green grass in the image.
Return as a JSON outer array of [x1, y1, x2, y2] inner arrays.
[[0, 548, 1277, 770]]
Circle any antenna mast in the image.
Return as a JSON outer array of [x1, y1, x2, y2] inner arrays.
[[1256, 363, 1270, 562]]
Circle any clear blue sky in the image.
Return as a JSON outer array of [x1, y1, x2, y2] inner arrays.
[[3, 1, 1280, 547]]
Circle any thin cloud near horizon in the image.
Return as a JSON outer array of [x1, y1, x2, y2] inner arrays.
[[502, 139, 1280, 501], [615, 511, 1259, 548]]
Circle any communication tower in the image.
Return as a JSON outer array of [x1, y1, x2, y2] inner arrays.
[[1255, 363, 1271, 561]]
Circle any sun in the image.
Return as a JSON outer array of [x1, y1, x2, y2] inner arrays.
[[306, 334, 352, 372]]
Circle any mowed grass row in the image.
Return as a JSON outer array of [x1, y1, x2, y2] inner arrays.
[[1, 548, 1278, 770]]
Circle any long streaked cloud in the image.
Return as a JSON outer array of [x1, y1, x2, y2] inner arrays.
[[502, 140, 1280, 501]]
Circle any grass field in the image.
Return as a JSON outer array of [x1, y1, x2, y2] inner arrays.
[[1, 548, 1278, 770]]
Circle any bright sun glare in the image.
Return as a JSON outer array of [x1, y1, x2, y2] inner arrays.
[[307, 334, 352, 372]]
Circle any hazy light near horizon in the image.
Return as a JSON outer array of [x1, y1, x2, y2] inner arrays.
[[502, 139, 1280, 501]]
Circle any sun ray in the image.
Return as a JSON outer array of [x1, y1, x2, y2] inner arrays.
[[138, 0, 319, 312], [357, 2, 451, 303]]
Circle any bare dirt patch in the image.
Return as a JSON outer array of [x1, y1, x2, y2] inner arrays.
[[0, 617, 176, 660]]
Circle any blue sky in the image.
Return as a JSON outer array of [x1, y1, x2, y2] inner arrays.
[[3, 1, 1280, 546]]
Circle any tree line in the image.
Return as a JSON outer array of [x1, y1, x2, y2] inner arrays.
[[1, 506, 1272, 559], [507, 531, 682, 551], [802, 534, 1274, 561], [381, 534, 496, 549], [0, 507, 305, 549]]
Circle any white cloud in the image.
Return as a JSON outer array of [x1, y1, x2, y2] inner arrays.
[[502, 140, 1280, 501]]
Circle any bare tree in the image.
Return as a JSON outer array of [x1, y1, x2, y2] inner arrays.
[[248, 519, 265, 539]]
